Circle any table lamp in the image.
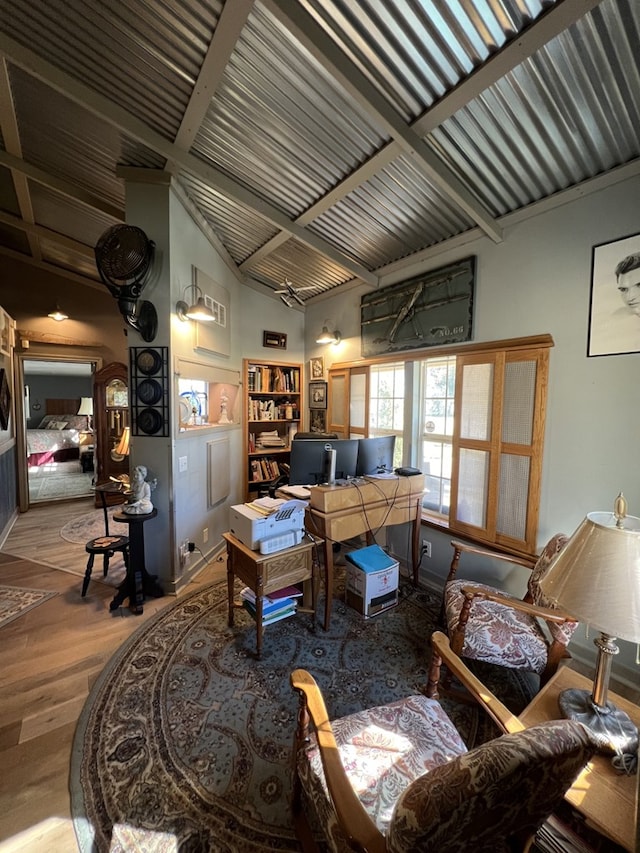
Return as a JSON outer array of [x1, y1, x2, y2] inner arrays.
[[111, 426, 130, 462], [540, 493, 640, 754], [77, 396, 93, 431]]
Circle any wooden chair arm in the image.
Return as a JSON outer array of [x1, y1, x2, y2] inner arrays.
[[459, 585, 577, 625], [290, 669, 386, 853], [447, 539, 533, 584], [430, 632, 525, 735]]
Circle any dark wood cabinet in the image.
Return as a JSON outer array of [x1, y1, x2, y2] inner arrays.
[[94, 361, 129, 505]]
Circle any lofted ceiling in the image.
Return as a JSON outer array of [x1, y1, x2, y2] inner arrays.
[[0, 0, 638, 305]]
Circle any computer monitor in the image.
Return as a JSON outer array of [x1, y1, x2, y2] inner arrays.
[[288, 439, 359, 485], [356, 435, 396, 476]]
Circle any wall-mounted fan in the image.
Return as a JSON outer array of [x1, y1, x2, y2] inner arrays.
[[94, 224, 158, 342], [274, 277, 316, 307]]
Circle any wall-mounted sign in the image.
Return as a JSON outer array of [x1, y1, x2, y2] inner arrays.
[[360, 256, 475, 357]]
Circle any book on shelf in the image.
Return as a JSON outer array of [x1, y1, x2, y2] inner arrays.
[[242, 598, 296, 625], [240, 585, 303, 605]]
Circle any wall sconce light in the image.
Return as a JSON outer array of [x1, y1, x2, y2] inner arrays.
[[316, 325, 341, 345], [77, 396, 94, 430], [47, 305, 69, 321], [176, 284, 215, 322]]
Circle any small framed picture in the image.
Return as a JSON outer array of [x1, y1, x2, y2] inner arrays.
[[0, 308, 12, 357], [588, 232, 640, 356], [0, 368, 11, 430], [309, 356, 324, 379], [309, 380, 327, 409], [263, 330, 287, 349], [310, 410, 327, 432]]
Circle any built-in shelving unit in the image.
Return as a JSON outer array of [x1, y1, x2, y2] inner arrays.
[[243, 358, 302, 500]]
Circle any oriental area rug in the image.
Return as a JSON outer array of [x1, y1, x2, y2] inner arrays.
[[0, 585, 57, 627], [71, 578, 536, 852]]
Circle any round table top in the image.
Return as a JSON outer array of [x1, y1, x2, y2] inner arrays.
[[113, 508, 158, 524]]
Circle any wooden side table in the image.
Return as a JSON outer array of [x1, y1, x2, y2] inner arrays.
[[520, 666, 639, 851], [223, 531, 319, 659]]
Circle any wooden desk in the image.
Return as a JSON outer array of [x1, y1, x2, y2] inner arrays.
[[224, 531, 318, 659], [304, 474, 424, 631], [520, 666, 639, 851]]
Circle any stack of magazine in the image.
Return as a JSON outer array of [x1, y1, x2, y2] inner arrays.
[[240, 585, 302, 625]]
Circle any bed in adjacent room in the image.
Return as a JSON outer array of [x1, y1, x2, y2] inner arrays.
[[27, 398, 92, 467]]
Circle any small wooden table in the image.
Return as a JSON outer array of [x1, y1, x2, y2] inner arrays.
[[224, 531, 319, 659], [520, 666, 639, 851], [111, 508, 164, 614]]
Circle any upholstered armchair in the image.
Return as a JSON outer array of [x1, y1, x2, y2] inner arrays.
[[443, 534, 579, 687], [290, 631, 596, 853]]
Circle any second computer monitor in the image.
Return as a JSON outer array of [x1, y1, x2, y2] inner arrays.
[[288, 438, 359, 485], [356, 435, 396, 476]]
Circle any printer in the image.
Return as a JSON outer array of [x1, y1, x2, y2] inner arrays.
[[229, 502, 305, 550]]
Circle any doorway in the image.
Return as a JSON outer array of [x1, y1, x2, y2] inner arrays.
[[15, 356, 99, 510]]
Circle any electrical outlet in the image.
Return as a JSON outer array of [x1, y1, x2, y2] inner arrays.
[[421, 539, 432, 558], [179, 456, 188, 473], [203, 527, 209, 544]]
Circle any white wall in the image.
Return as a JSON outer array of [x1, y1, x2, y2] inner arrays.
[[124, 179, 305, 591], [305, 175, 640, 687]]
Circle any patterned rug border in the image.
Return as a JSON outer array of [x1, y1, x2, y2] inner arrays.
[[0, 585, 58, 628]]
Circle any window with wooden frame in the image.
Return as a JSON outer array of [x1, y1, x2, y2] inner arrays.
[[329, 335, 551, 558]]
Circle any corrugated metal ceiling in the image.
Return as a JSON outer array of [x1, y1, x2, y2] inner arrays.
[[0, 0, 638, 303]]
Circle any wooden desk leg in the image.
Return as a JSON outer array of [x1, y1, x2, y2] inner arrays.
[[412, 497, 421, 586], [226, 545, 235, 628], [323, 540, 334, 632]]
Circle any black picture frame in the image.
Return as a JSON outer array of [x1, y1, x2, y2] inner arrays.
[[587, 232, 640, 357], [360, 256, 475, 357], [0, 368, 11, 430], [309, 381, 327, 409], [263, 330, 287, 349]]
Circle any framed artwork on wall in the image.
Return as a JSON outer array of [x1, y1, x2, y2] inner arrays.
[[263, 330, 287, 349], [310, 410, 327, 432], [360, 256, 475, 357], [0, 308, 12, 357], [588, 232, 640, 357], [309, 381, 327, 409], [309, 356, 324, 378], [0, 368, 11, 430]]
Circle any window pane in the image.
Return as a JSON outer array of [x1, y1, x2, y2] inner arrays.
[[422, 439, 451, 514], [460, 363, 492, 440], [457, 448, 489, 527]]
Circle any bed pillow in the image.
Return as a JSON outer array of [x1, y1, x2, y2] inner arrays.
[[47, 420, 68, 430], [63, 414, 90, 430], [37, 415, 56, 428]]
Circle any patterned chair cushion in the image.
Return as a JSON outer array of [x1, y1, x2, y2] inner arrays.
[[387, 720, 595, 853], [297, 694, 467, 852], [445, 580, 549, 674]]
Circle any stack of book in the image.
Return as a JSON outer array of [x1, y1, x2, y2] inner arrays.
[[240, 585, 302, 625]]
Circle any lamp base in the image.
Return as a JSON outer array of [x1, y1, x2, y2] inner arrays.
[[559, 687, 639, 754]]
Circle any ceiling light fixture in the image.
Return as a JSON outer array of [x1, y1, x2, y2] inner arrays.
[[47, 305, 68, 321], [176, 284, 215, 323], [316, 325, 341, 345]]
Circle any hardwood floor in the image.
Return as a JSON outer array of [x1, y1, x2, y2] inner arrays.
[[0, 499, 225, 852]]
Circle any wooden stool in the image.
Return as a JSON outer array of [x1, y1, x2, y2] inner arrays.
[[82, 535, 130, 597]]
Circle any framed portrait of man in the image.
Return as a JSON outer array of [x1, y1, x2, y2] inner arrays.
[[588, 232, 640, 356]]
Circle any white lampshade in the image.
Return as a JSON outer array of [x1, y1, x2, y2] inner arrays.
[[77, 397, 93, 416], [540, 509, 640, 643]]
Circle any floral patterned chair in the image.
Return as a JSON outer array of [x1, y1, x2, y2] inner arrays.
[[290, 631, 597, 853], [443, 534, 579, 687]]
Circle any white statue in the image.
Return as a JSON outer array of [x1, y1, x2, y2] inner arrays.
[[123, 465, 156, 514], [218, 388, 231, 424]]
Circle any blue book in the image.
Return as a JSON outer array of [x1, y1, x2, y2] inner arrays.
[[242, 595, 295, 617], [345, 544, 396, 573], [242, 599, 296, 624]]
